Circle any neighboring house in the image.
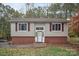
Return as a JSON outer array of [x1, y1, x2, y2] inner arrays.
[[9, 18, 68, 45]]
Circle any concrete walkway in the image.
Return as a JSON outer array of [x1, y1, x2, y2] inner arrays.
[[0, 41, 47, 48], [0, 39, 10, 48]]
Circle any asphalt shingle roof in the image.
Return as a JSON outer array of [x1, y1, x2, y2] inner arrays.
[[9, 18, 68, 23]]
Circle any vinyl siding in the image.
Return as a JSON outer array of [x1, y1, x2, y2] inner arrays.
[[11, 22, 68, 37], [45, 23, 68, 36], [11, 22, 34, 36]]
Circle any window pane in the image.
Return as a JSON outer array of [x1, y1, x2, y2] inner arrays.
[[52, 24, 61, 31], [56, 24, 57, 30], [36, 27, 39, 30], [19, 23, 27, 31], [36, 27, 43, 30], [40, 27, 43, 30], [53, 24, 56, 30], [58, 24, 61, 30]]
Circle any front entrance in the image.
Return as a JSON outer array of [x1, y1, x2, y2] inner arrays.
[[35, 24, 45, 43], [36, 31, 43, 42]]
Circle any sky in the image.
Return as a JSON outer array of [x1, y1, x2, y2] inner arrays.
[[4, 3, 48, 13]]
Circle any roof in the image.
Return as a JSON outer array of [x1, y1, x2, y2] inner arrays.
[[9, 18, 68, 23]]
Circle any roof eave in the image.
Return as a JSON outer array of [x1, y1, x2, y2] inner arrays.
[[9, 20, 68, 23]]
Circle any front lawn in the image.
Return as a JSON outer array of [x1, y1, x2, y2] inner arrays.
[[0, 46, 78, 56], [69, 37, 79, 44]]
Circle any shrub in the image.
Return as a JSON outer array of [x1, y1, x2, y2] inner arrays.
[[68, 30, 79, 38]]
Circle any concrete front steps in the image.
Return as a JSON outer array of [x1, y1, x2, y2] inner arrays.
[[33, 43, 47, 48]]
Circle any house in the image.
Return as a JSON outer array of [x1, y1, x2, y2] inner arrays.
[[9, 18, 68, 45]]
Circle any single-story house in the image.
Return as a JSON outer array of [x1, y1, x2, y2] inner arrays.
[[9, 18, 68, 45]]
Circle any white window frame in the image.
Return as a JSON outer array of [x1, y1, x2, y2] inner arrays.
[[51, 23, 62, 31], [36, 27, 44, 30], [35, 26, 45, 32], [18, 22, 28, 32]]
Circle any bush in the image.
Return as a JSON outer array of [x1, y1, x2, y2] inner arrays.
[[69, 31, 78, 37]]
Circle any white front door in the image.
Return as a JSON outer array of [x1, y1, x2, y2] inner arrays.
[[35, 26, 45, 43], [36, 31, 43, 42]]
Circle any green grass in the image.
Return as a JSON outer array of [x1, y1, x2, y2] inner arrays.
[[68, 37, 79, 44], [0, 46, 78, 56]]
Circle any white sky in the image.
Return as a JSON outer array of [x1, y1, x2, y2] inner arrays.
[[4, 3, 48, 13], [2, 0, 79, 13]]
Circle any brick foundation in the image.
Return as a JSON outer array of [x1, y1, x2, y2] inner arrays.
[[45, 36, 67, 44], [11, 36, 67, 45], [11, 36, 35, 45]]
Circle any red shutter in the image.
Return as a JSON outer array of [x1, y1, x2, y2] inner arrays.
[[50, 23, 52, 31], [62, 23, 64, 31], [15, 23, 17, 31], [28, 22, 30, 31]]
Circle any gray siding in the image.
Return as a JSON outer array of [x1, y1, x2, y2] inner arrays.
[[45, 23, 68, 36], [11, 22, 35, 36], [11, 22, 68, 37]]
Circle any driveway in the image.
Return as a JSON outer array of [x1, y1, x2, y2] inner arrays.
[[0, 39, 10, 48]]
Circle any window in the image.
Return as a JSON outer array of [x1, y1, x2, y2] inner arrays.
[[19, 23, 27, 31], [36, 27, 43, 30], [52, 23, 61, 31]]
